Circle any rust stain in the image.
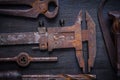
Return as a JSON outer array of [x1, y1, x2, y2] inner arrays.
[[0, 10, 96, 73]]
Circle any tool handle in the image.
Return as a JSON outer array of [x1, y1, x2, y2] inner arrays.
[[0, 71, 22, 80], [0, 0, 34, 5], [0, 57, 16, 62], [31, 57, 58, 62]]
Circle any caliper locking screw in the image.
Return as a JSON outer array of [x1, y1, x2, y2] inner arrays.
[[39, 20, 44, 27], [59, 19, 65, 27]]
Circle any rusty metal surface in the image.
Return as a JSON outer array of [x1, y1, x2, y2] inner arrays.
[[0, 71, 96, 80], [86, 11, 96, 72], [0, 52, 58, 67], [0, 0, 59, 18], [109, 11, 120, 33], [116, 34, 120, 71], [0, 32, 40, 45], [0, 0, 119, 80], [0, 10, 96, 73], [22, 74, 96, 80], [116, 34, 120, 77], [108, 11, 120, 76]]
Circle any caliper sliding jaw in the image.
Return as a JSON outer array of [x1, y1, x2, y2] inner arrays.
[[0, 10, 96, 73]]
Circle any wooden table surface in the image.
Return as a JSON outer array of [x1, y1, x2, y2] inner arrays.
[[0, 0, 120, 80]]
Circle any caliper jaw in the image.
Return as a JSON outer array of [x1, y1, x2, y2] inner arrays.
[[38, 11, 96, 73], [0, 10, 96, 73], [84, 11, 96, 72]]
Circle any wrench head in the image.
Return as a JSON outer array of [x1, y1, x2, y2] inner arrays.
[[44, 0, 59, 18], [0, 0, 59, 18]]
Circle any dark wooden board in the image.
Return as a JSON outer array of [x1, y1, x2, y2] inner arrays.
[[0, 0, 120, 80]]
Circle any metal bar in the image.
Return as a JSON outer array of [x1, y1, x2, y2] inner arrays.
[[0, 71, 96, 80], [0, 10, 96, 73], [31, 57, 58, 62], [0, 52, 58, 67], [98, 0, 117, 71], [22, 74, 96, 80], [0, 32, 40, 45], [86, 11, 96, 72]]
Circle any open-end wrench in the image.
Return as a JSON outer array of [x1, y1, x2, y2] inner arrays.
[[0, 0, 59, 18], [0, 52, 58, 67]]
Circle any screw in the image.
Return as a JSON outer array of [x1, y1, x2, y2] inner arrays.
[[39, 20, 44, 27], [59, 19, 65, 27]]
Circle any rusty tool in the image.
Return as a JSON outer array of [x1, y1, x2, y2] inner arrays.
[[0, 71, 96, 80], [0, 10, 96, 73], [0, 52, 58, 67], [0, 0, 59, 18], [108, 11, 120, 75], [98, 0, 117, 71], [109, 11, 120, 33]]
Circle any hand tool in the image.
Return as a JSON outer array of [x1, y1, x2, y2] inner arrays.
[[98, 0, 117, 71], [0, 52, 58, 67], [109, 11, 120, 33], [108, 11, 120, 75], [0, 0, 59, 18], [0, 10, 96, 73], [0, 71, 96, 80]]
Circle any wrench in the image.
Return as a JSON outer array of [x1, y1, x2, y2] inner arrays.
[[0, 10, 96, 73], [0, 0, 59, 18], [0, 52, 58, 67]]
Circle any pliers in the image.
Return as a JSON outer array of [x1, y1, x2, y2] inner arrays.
[[0, 0, 59, 18]]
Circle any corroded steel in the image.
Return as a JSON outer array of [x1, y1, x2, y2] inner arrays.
[[0, 71, 96, 80], [108, 11, 120, 75], [98, 0, 117, 71], [0, 0, 59, 18], [22, 74, 96, 80], [109, 11, 120, 33], [0, 10, 96, 73], [0, 52, 58, 67]]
